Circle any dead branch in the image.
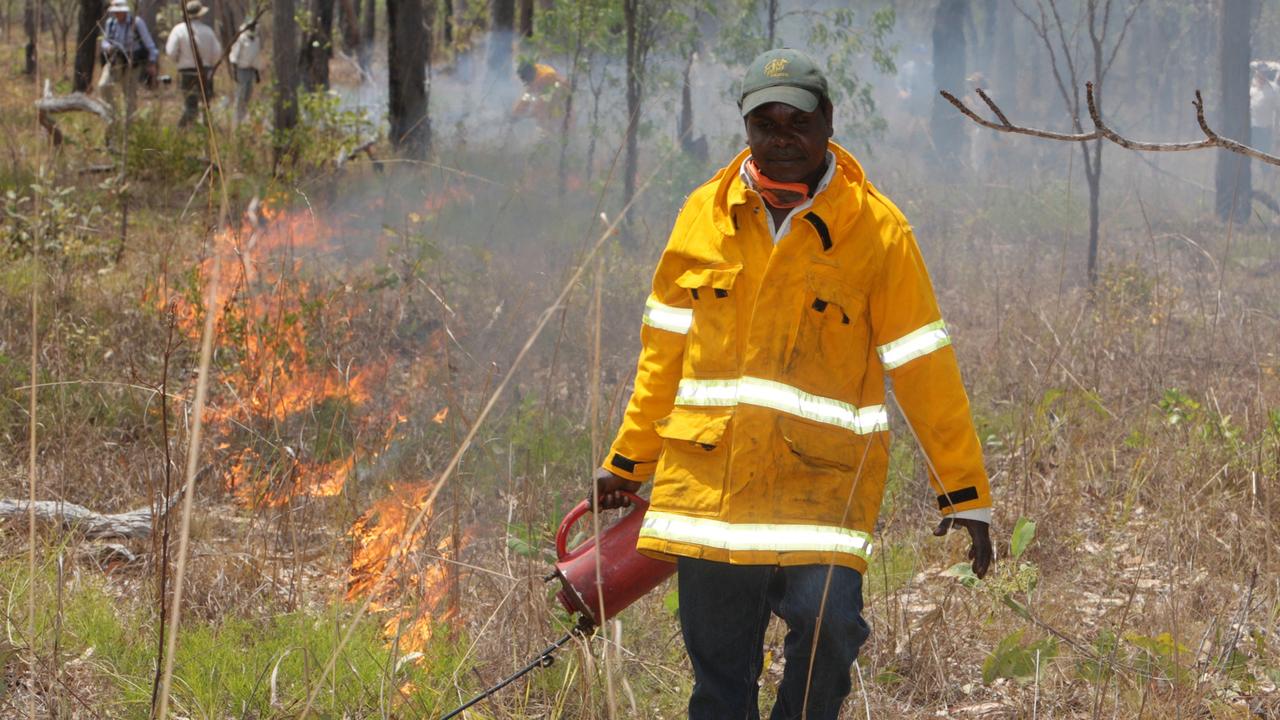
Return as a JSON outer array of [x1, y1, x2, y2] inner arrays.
[[942, 81, 1280, 168], [0, 489, 183, 540], [34, 91, 114, 146]]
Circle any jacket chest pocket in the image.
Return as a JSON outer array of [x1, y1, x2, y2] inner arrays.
[[675, 264, 742, 377], [785, 271, 870, 397]]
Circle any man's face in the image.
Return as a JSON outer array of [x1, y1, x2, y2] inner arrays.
[[744, 100, 833, 183], [110, 10, 126, 20]]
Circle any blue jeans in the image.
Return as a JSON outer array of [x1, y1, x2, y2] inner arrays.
[[677, 557, 870, 720]]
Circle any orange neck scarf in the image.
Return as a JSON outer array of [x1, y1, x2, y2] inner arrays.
[[744, 157, 811, 209]]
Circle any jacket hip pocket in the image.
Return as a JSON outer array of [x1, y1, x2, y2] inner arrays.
[[775, 414, 882, 525], [651, 407, 733, 516], [785, 270, 869, 396], [675, 264, 742, 377]]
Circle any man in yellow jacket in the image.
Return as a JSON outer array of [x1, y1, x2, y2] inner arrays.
[[594, 48, 995, 719]]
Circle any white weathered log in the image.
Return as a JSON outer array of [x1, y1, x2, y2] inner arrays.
[[34, 92, 114, 122], [0, 491, 181, 540], [34, 92, 114, 145]]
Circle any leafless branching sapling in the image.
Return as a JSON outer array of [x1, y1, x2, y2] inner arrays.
[[942, 83, 1280, 168]]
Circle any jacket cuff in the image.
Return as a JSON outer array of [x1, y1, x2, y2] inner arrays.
[[602, 451, 656, 482]]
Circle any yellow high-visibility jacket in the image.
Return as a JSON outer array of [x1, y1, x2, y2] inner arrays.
[[602, 142, 992, 573]]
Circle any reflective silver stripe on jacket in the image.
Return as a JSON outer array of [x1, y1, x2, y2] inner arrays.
[[674, 376, 888, 434], [876, 319, 951, 370], [641, 296, 693, 334], [640, 511, 873, 559]]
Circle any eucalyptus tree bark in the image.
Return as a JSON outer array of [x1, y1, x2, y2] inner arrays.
[[487, 0, 514, 72], [387, 0, 429, 157], [273, 0, 300, 164], [300, 0, 335, 89], [1215, 0, 1251, 223], [73, 0, 104, 91], [929, 0, 968, 170]]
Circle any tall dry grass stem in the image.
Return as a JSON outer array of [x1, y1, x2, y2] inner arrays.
[[296, 146, 678, 720], [588, 255, 618, 720], [153, 253, 221, 720]]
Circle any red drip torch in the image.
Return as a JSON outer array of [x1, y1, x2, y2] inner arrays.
[[550, 491, 676, 630], [439, 492, 673, 719]]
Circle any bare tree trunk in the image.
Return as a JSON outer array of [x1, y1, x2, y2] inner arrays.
[[299, 0, 335, 89], [765, 0, 776, 48], [992, 1, 1015, 106], [273, 0, 300, 165], [622, 0, 644, 246], [338, 0, 360, 54], [359, 0, 374, 68], [441, 0, 452, 45], [73, 0, 102, 91], [1216, 0, 1251, 223], [929, 0, 967, 170], [23, 0, 36, 75], [137, 0, 157, 40], [517, 0, 531, 37], [487, 0, 513, 73], [387, 0, 429, 156]]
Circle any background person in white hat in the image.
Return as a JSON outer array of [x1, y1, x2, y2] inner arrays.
[[165, 0, 222, 127], [96, 0, 158, 122]]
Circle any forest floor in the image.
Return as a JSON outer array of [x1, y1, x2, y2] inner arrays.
[[1, 38, 1280, 720]]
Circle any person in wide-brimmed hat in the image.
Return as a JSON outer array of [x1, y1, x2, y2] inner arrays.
[[165, 0, 222, 127], [96, 0, 158, 125]]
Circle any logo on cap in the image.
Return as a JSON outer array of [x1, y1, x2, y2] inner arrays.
[[764, 58, 790, 78]]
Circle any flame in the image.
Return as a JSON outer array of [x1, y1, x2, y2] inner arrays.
[[150, 184, 474, 662], [348, 482, 468, 655]]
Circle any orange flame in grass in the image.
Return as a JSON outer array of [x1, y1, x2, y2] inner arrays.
[[149, 183, 474, 657], [348, 482, 468, 655]]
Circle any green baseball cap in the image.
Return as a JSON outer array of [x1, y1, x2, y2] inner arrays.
[[738, 48, 829, 117]]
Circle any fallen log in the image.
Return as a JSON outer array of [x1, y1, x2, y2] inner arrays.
[[0, 489, 181, 540], [34, 90, 114, 146]]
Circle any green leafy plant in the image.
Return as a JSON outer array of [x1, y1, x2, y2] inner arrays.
[[983, 629, 1058, 684]]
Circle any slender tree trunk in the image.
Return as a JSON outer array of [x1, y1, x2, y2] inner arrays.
[[487, 0, 513, 72], [387, 0, 429, 156], [622, 0, 643, 246], [992, 2, 1015, 106], [517, 0, 531, 37], [137, 0, 157, 40], [1216, 0, 1251, 223], [765, 0, 776, 48], [23, 0, 36, 75], [73, 0, 103, 91], [929, 0, 967, 170], [1083, 143, 1102, 285], [299, 0, 335, 89], [338, 0, 359, 54], [441, 0, 451, 45], [359, 0, 374, 68], [273, 0, 300, 164]]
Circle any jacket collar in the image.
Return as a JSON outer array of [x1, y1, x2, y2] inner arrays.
[[712, 140, 867, 239]]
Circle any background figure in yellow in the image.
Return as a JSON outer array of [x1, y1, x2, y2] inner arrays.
[[512, 60, 570, 135]]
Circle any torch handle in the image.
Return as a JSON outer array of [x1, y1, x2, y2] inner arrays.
[[554, 491, 647, 561]]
